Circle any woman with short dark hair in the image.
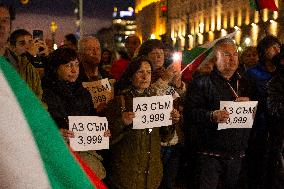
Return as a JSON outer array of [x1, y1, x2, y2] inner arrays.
[[42, 47, 108, 179]]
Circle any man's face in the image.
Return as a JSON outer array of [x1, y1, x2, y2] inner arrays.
[[242, 48, 258, 68], [12, 35, 33, 56], [125, 36, 140, 57], [215, 43, 239, 77], [0, 7, 11, 47], [80, 39, 101, 66], [265, 43, 281, 61]]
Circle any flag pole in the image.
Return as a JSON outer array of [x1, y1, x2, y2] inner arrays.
[[254, 0, 268, 36]]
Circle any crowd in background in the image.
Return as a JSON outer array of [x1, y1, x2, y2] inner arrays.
[[1, 2, 284, 189]]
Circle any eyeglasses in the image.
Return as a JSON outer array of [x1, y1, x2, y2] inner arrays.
[[219, 51, 238, 58]]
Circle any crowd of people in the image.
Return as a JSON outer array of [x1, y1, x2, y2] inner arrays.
[[1, 2, 284, 189]]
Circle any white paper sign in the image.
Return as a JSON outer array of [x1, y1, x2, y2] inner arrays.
[[69, 116, 109, 151], [82, 79, 113, 108], [218, 101, 258, 130], [133, 95, 173, 129]]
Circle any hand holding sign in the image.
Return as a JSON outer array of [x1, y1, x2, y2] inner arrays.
[[122, 112, 136, 126], [69, 116, 109, 151], [133, 95, 173, 129], [218, 101, 258, 130], [212, 110, 230, 123], [235, 97, 250, 102]]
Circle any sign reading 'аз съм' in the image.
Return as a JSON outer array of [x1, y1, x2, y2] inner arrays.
[[69, 116, 109, 151], [132, 95, 173, 129], [218, 101, 258, 130]]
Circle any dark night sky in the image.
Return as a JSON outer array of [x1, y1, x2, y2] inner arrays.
[[1, 0, 134, 42], [6, 0, 134, 19]]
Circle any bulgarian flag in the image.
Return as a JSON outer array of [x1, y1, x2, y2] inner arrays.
[[249, 0, 278, 11], [0, 57, 107, 189], [181, 31, 237, 81]]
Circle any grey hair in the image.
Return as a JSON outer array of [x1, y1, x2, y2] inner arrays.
[[78, 36, 100, 52], [213, 38, 236, 54]]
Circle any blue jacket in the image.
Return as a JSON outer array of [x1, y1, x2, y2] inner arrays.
[[247, 63, 274, 137]]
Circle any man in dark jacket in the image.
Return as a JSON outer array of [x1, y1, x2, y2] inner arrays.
[[266, 50, 284, 189], [183, 38, 255, 189], [246, 35, 281, 189]]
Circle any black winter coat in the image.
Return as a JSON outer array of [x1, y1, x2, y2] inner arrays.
[[42, 80, 96, 129], [266, 74, 284, 188], [183, 68, 256, 157]]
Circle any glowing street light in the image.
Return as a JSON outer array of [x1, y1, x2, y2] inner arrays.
[[20, 0, 29, 5], [50, 21, 58, 33], [150, 34, 156, 39], [50, 21, 58, 47], [244, 37, 251, 46]]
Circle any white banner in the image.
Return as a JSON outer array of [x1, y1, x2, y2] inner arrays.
[[82, 79, 113, 108], [69, 116, 109, 151], [218, 101, 258, 130], [133, 95, 173, 129]]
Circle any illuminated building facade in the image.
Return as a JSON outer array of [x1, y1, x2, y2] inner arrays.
[[135, 0, 284, 49], [135, 0, 167, 42], [113, 6, 137, 48]]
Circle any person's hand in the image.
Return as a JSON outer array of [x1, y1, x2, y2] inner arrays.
[[104, 129, 111, 137], [96, 102, 107, 112], [212, 110, 230, 123], [122, 112, 135, 125], [60, 128, 74, 143], [161, 65, 176, 83], [235, 97, 250, 102], [170, 108, 180, 124], [60, 128, 75, 138], [34, 39, 49, 56], [29, 39, 49, 57], [170, 73, 182, 88]]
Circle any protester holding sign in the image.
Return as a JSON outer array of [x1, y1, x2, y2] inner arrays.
[[137, 39, 185, 189], [266, 49, 284, 189], [184, 38, 256, 189], [78, 36, 114, 112], [105, 56, 180, 189], [42, 47, 110, 179]]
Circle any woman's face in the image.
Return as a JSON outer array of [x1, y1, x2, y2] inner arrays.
[[147, 48, 164, 70], [57, 59, 80, 82], [132, 61, 152, 92], [101, 51, 111, 63]]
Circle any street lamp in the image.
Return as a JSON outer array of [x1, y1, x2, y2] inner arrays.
[[20, 0, 29, 5], [50, 21, 58, 48]]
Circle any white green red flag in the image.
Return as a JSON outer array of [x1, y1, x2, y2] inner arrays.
[[0, 56, 107, 189], [249, 0, 278, 11], [181, 31, 238, 81]]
